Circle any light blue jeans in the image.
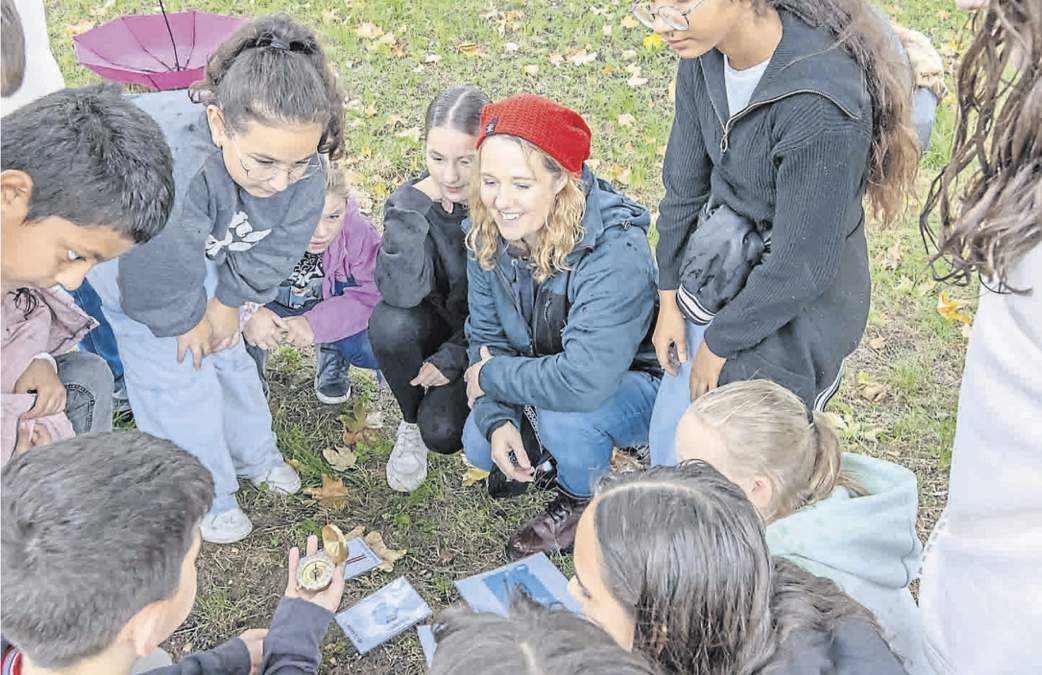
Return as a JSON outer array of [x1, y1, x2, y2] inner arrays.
[[88, 259, 283, 515], [649, 320, 709, 467], [463, 370, 660, 497]]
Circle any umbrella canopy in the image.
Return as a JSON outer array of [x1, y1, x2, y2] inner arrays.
[[73, 10, 245, 91]]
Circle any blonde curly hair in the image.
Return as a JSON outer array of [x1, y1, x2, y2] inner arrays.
[[466, 136, 586, 282]]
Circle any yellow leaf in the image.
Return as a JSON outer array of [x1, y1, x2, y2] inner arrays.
[[286, 458, 302, 470], [937, 293, 972, 324], [354, 22, 385, 39], [65, 20, 95, 38], [617, 113, 636, 128], [459, 42, 483, 56], [643, 33, 665, 49], [303, 475, 351, 511], [323, 445, 358, 471], [627, 75, 648, 87], [523, 64, 540, 77], [621, 15, 640, 29], [462, 463, 489, 487], [364, 532, 407, 572]]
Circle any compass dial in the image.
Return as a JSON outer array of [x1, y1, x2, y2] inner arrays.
[[297, 552, 335, 591]]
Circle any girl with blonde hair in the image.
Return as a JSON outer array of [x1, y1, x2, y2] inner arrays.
[[676, 380, 927, 673], [462, 94, 660, 559]]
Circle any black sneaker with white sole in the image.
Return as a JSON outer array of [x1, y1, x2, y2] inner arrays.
[[315, 343, 351, 405]]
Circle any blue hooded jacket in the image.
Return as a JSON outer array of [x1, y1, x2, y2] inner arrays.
[[465, 166, 657, 439]]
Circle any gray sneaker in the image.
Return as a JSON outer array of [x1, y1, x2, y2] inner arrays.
[[387, 421, 429, 492], [315, 344, 351, 405]]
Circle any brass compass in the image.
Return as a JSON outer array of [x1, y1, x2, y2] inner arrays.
[[296, 524, 349, 591]]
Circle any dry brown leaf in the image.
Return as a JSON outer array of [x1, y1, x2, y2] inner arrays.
[[523, 64, 540, 77], [877, 242, 906, 271], [303, 475, 351, 511], [354, 22, 385, 39], [504, 10, 525, 20], [459, 43, 483, 56], [342, 428, 380, 446], [323, 445, 358, 471], [364, 532, 406, 572], [65, 20, 95, 38], [438, 546, 456, 565], [607, 164, 632, 186], [344, 525, 366, 540], [621, 15, 640, 29], [389, 43, 410, 58], [860, 383, 889, 403], [617, 113, 636, 128], [868, 336, 887, 351]]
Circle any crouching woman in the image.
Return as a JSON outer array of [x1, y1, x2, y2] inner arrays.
[[463, 95, 660, 559]]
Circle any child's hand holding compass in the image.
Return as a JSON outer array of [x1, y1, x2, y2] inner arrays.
[[284, 527, 347, 614]]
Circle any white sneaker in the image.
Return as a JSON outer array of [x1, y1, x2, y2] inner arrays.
[[386, 421, 428, 492], [200, 506, 253, 544], [251, 462, 301, 495]]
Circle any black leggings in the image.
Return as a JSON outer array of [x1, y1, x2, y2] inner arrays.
[[368, 301, 468, 455]]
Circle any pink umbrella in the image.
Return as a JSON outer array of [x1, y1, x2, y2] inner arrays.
[[72, 2, 245, 91]]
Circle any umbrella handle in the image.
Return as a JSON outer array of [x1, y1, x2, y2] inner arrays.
[[158, 0, 181, 71]]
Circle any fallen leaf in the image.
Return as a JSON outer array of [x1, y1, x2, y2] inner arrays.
[[936, 9, 950, 20], [504, 42, 520, 52], [438, 545, 456, 564], [304, 475, 351, 511], [286, 458, 302, 470], [586, 159, 602, 171], [462, 464, 489, 487], [344, 525, 366, 540], [65, 20, 95, 38], [602, 25, 613, 36], [323, 445, 358, 471], [364, 532, 406, 572], [607, 164, 632, 185], [396, 126, 422, 143], [566, 49, 598, 66], [478, 6, 498, 20], [364, 102, 378, 116], [621, 15, 640, 29], [669, 78, 677, 101], [961, 323, 972, 339], [523, 64, 540, 77], [937, 292, 972, 324], [868, 336, 887, 351], [504, 10, 525, 20], [917, 277, 937, 297], [378, 32, 398, 45], [321, 7, 340, 22], [425, 53, 443, 63], [354, 22, 385, 39], [625, 63, 642, 75], [389, 43, 410, 58], [549, 51, 565, 66], [860, 383, 889, 403], [877, 242, 906, 271], [627, 74, 649, 87], [617, 113, 636, 127], [643, 33, 665, 49], [459, 43, 483, 56], [857, 370, 872, 385], [413, 64, 426, 73], [622, 49, 638, 59], [366, 411, 384, 429]]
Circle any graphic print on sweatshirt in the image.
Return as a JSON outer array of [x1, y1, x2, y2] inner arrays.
[[205, 211, 272, 259]]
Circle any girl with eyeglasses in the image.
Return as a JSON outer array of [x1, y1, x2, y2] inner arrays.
[[639, 0, 920, 464], [87, 14, 344, 544]]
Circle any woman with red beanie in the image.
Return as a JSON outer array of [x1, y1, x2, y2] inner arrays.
[[462, 95, 660, 558]]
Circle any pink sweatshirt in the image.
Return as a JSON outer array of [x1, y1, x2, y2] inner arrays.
[[304, 195, 383, 344], [1, 287, 96, 465]]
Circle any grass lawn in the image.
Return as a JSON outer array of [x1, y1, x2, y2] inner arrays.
[[45, 1, 979, 672]]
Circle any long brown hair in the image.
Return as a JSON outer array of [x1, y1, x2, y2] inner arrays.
[[592, 462, 883, 675], [762, 0, 920, 224], [920, 0, 1042, 292]]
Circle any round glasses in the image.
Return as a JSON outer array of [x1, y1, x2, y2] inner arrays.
[[631, 1, 707, 32], [229, 136, 321, 183]]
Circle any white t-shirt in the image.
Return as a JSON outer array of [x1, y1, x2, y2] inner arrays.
[[1, 0, 65, 116], [724, 54, 770, 116]]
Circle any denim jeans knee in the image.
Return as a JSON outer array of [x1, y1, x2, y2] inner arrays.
[[55, 351, 114, 435]]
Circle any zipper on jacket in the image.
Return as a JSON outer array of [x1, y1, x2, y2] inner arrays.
[[714, 89, 859, 155], [493, 261, 536, 356]]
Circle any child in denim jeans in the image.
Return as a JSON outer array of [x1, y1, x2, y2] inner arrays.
[[243, 161, 381, 403]]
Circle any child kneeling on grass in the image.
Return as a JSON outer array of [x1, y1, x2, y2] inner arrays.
[[0, 431, 346, 675], [243, 159, 381, 404]]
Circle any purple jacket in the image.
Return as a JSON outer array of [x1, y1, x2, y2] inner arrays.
[[303, 196, 382, 344]]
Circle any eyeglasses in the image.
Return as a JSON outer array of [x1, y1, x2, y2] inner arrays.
[[228, 136, 320, 183], [631, 0, 708, 32]]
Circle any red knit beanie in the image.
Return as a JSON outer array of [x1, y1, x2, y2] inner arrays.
[[476, 95, 592, 175]]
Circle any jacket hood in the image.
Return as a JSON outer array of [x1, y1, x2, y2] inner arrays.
[[699, 9, 870, 122], [570, 164, 651, 257], [766, 453, 922, 589]]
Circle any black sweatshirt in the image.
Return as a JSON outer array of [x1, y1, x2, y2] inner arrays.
[[374, 176, 470, 381], [657, 10, 874, 405]]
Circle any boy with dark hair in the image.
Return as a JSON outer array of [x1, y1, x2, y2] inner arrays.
[[1, 86, 176, 461], [0, 431, 346, 674]]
